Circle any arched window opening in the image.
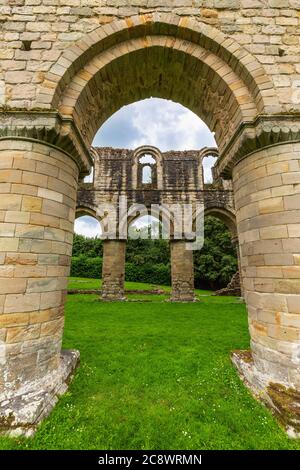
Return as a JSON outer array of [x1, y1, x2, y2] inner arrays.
[[142, 165, 153, 184], [138, 152, 157, 187], [202, 156, 218, 185], [128, 215, 163, 240], [83, 166, 94, 184]]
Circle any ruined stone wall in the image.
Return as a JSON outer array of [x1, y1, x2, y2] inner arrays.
[[77, 146, 235, 221], [92, 147, 204, 188], [1, 1, 300, 114]]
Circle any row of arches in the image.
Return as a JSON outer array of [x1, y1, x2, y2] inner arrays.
[[75, 207, 237, 240], [74, 207, 239, 302]]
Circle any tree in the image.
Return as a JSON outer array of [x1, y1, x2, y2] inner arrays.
[[71, 216, 237, 289], [194, 216, 237, 289]]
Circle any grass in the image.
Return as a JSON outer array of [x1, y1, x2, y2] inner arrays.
[[0, 280, 299, 450], [68, 277, 214, 301], [68, 277, 165, 292]]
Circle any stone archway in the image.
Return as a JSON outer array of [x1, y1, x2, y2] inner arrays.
[[1, 12, 300, 436], [37, 14, 273, 152], [204, 207, 237, 238], [204, 207, 242, 297]]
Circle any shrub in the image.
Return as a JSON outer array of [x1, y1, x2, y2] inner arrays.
[[125, 262, 170, 285], [71, 256, 170, 286], [71, 255, 102, 279]]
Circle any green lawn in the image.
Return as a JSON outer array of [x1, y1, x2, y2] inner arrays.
[[68, 277, 164, 292], [0, 282, 299, 450], [68, 277, 214, 302]]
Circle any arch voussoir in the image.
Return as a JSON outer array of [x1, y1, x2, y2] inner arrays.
[[36, 13, 276, 129]]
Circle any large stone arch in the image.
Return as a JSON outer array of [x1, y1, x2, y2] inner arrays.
[[38, 14, 275, 112], [1, 10, 300, 437], [37, 14, 276, 152], [75, 205, 98, 220], [204, 207, 237, 238]]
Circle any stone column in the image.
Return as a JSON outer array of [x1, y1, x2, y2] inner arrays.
[[102, 240, 126, 301], [0, 138, 81, 435], [233, 142, 300, 390], [170, 240, 195, 302]]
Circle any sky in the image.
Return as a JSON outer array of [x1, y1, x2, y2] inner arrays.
[[75, 98, 217, 238]]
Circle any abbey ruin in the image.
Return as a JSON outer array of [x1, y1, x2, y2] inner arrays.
[[1, 0, 300, 436], [77, 145, 236, 302]]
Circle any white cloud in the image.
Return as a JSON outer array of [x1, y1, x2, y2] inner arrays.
[[129, 99, 215, 151], [202, 156, 218, 184], [74, 216, 102, 238], [93, 98, 216, 151]]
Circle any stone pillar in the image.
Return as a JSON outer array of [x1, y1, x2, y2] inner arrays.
[[170, 240, 195, 302], [233, 142, 300, 390], [0, 138, 80, 435], [102, 240, 126, 301]]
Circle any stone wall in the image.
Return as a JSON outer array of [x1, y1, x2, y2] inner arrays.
[[77, 146, 235, 221], [1, 1, 300, 116]]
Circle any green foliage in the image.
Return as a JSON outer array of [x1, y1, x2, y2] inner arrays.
[[72, 234, 103, 258], [195, 216, 237, 289], [71, 256, 102, 279], [125, 262, 170, 285], [126, 238, 170, 266], [71, 216, 238, 288]]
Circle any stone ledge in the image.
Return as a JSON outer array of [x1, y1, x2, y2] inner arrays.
[[0, 110, 93, 177], [231, 350, 300, 439], [0, 349, 80, 437], [216, 114, 300, 178]]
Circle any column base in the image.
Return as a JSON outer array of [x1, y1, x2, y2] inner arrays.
[[0, 349, 80, 437], [231, 350, 300, 438]]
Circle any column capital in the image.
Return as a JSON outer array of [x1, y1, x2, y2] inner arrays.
[[0, 110, 93, 177], [216, 114, 300, 179]]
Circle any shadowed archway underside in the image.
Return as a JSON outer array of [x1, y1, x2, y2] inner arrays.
[[39, 15, 276, 156]]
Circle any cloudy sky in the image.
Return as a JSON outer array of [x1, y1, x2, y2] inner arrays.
[[75, 98, 217, 238]]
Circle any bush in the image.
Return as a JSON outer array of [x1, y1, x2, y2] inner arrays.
[[71, 257, 170, 286], [125, 262, 170, 285], [71, 216, 238, 289], [71, 255, 102, 279]]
